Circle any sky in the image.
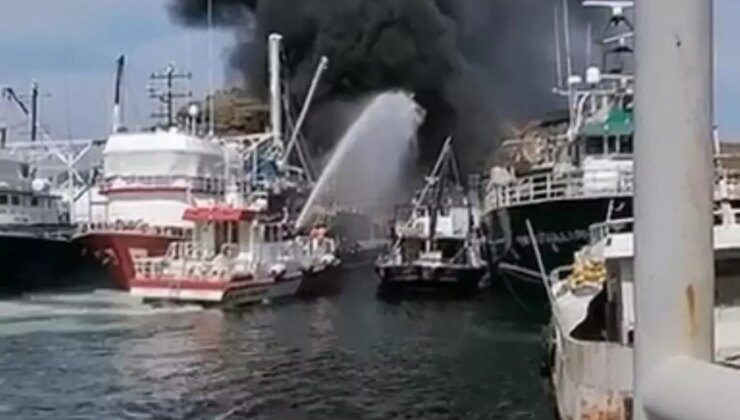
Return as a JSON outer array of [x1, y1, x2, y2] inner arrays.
[[0, 0, 234, 141], [1, 0, 739, 141]]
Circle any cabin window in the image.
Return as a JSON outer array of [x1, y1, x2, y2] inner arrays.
[[607, 135, 619, 154], [10, 195, 20, 206], [585, 136, 605, 155], [0, 195, 7, 205], [570, 143, 581, 165], [31, 197, 39, 207], [619, 135, 633, 154], [230, 222, 239, 244]]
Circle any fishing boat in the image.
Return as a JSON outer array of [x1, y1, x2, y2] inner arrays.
[[75, 33, 325, 291], [332, 209, 388, 268], [0, 154, 84, 294], [481, 0, 740, 304], [129, 186, 304, 306], [296, 222, 342, 297], [542, 194, 740, 419], [72, 57, 236, 290], [0, 83, 101, 294], [375, 138, 487, 295]]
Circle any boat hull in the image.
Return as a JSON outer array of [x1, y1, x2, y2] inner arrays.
[[297, 263, 343, 297], [375, 263, 486, 296], [336, 241, 387, 268], [129, 272, 303, 306], [0, 229, 93, 295], [484, 197, 633, 301], [74, 232, 176, 290]]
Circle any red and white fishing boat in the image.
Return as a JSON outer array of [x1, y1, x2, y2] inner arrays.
[[74, 128, 234, 289], [129, 187, 304, 306]]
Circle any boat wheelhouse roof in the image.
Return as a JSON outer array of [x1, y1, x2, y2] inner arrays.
[[183, 206, 261, 222], [104, 130, 223, 156]]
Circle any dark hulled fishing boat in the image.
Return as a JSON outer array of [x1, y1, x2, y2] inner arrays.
[[376, 138, 487, 295], [0, 156, 84, 294], [482, 1, 740, 306]]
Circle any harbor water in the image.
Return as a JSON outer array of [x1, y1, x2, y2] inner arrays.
[[0, 268, 550, 419]]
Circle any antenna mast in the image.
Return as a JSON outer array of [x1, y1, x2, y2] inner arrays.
[[30, 81, 38, 142], [268, 33, 284, 149], [553, 1, 564, 89], [562, 0, 573, 83], [207, 0, 215, 137], [148, 63, 192, 128], [112, 55, 125, 133]]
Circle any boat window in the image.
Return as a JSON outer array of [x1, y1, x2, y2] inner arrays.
[[31, 197, 39, 207], [607, 135, 619, 154], [230, 222, 239, 244], [585, 136, 605, 155], [10, 195, 20, 206], [619, 135, 633, 154], [0, 195, 6, 205]]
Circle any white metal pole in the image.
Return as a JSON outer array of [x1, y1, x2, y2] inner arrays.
[[284, 56, 329, 165], [268, 33, 284, 148], [207, 0, 216, 137], [633, 0, 714, 419], [553, 1, 563, 89]]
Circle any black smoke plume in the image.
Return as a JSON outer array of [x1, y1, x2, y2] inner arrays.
[[168, 0, 595, 170]]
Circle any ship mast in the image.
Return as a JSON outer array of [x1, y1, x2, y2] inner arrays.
[[112, 55, 125, 133], [148, 63, 192, 128]]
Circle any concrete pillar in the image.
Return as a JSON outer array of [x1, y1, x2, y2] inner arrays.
[[633, 0, 714, 419]]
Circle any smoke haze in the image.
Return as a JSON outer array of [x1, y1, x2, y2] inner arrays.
[[168, 0, 597, 171]]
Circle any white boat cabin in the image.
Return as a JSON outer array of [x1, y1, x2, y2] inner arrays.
[[388, 204, 480, 267], [88, 129, 235, 229], [0, 157, 64, 226]]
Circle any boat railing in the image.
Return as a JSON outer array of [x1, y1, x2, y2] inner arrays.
[[549, 265, 574, 289], [99, 175, 236, 195], [135, 242, 232, 280], [484, 167, 740, 212], [485, 168, 635, 211], [134, 258, 168, 279], [588, 207, 740, 245], [588, 219, 635, 245], [76, 221, 190, 239]]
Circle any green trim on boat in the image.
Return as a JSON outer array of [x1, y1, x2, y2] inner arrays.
[[582, 108, 634, 136]]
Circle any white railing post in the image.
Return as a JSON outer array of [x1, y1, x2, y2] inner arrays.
[[634, 0, 716, 419]]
